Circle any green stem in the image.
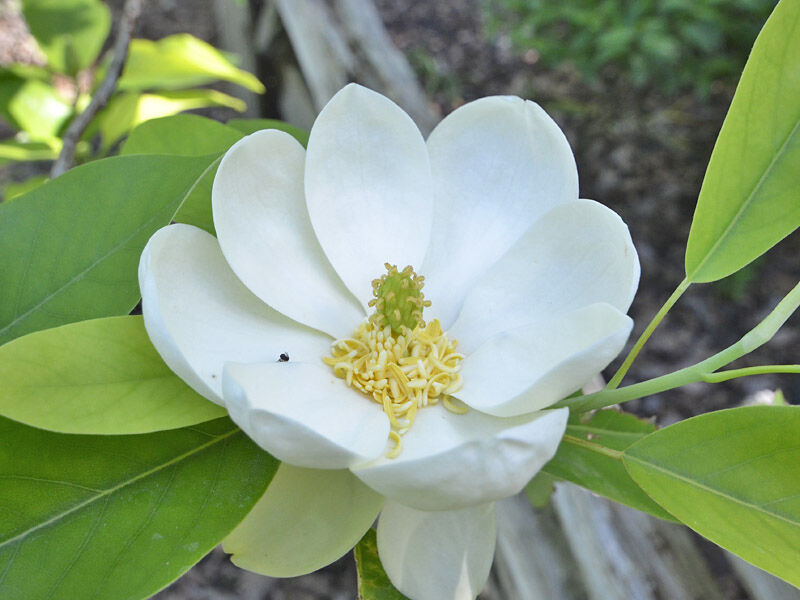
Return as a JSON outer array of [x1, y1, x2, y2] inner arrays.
[[606, 278, 691, 390], [558, 279, 800, 413], [702, 365, 800, 383]]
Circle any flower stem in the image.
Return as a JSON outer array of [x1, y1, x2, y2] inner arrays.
[[606, 278, 691, 390], [558, 278, 800, 413]]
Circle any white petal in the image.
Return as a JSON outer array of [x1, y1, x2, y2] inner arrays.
[[423, 96, 579, 328], [224, 464, 383, 577], [377, 501, 496, 600], [450, 199, 640, 354], [212, 129, 364, 339], [304, 84, 433, 308], [223, 361, 391, 469], [352, 405, 567, 511], [139, 224, 330, 404], [455, 303, 632, 417]]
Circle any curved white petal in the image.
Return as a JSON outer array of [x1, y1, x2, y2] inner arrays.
[[224, 464, 383, 577], [454, 303, 632, 417], [213, 129, 364, 339], [450, 199, 640, 354], [423, 96, 579, 328], [352, 405, 567, 511], [139, 224, 330, 404], [377, 501, 496, 600], [305, 84, 433, 308], [223, 361, 391, 469]]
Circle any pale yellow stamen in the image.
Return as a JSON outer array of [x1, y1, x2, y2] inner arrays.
[[323, 317, 465, 457]]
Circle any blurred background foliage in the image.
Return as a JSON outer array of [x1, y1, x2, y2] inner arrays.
[[484, 0, 777, 96], [0, 0, 263, 200]]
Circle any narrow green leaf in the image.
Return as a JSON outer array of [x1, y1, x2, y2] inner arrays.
[[685, 0, 800, 282], [0, 416, 278, 600], [122, 114, 245, 234], [0, 140, 58, 164], [224, 465, 383, 577], [624, 406, 800, 587], [543, 410, 678, 521], [354, 529, 409, 600], [21, 0, 111, 75], [0, 316, 225, 434], [98, 90, 246, 150], [119, 34, 265, 93], [525, 471, 557, 508], [0, 153, 216, 345], [227, 118, 310, 147]]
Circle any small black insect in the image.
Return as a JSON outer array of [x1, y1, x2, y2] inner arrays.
[[278, 352, 290, 362]]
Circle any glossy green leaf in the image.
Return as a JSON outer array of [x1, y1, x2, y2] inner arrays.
[[0, 316, 225, 434], [21, 0, 111, 75], [121, 114, 244, 233], [224, 465, 383, 577], [227, 118, 310, 147], [0, 73, 72, 140], [0, 416, 278, 600], [0, 153, 216, 345], [685, 0, 800, 282], [624, 405, 800, 587], [354, 529, 409, 600], [543, 410, 677, 521], [98, 90, 246, 150], [119, 34, 265, 93]]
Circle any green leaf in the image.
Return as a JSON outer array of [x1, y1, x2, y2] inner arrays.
[[354, 529, 410, 600], [98, 90, 246, 150], [525, 470, 557, 508], [226, 118, 310, 148], [543, 410, 678, 521], [0, 153, 216, 345], [0, 416, 278, 600], [0, 140, 58, 164], [122, 114, 243, 156], [224, 465, 383, 577], [0, 316, 225, 434], [623, 405, 800, 587], [2, 175, 48, 201], [21, 0, 111, 75], [122, 114, 245, 234], [119, 34, 265, 93], [685, 0, 800, 282], [0, 72, 72, 140]]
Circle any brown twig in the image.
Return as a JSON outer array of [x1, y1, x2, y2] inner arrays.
[[50, 0, 144, 178]]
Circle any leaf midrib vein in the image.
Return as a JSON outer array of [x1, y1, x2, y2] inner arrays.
[[0, 427, 238, 549]]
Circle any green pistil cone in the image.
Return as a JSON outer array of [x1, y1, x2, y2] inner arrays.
[[369, 263, 430, 335]]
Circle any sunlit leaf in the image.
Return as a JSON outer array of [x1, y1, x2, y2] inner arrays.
[[543, 410, 677, 521], [21, 0, 111, 75], [685, 0, 800, 282], [119, 34, 265, 93], [354, 529, 409, 600], [624, 406, 800, 587], [2, 175, 49, 201], [0, 416, 278, 600], [0, 72, 71, 140], [0, 140, 58, 165], [0, 316, 225, 434], [98, 90, 246, 149], [0, 153, 216, 345]]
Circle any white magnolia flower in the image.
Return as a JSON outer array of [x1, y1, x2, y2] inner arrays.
[[138, 84, 639, 600]]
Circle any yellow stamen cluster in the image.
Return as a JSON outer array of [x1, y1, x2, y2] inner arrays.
[[323, 317, 465, 458]]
